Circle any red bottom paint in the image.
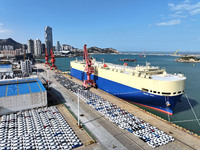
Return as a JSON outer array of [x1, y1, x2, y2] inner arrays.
[[127, 101, 173, 116]]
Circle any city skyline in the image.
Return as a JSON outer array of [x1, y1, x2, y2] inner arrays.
[[0, 0, 200, 52]]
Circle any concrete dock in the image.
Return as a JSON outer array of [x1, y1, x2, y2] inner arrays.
[[37, 63, 200, 150]]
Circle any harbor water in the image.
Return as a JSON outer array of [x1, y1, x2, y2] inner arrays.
[[41, 54, 200, 134]]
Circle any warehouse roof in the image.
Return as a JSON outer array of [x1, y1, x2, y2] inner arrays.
[[0, 78, 46, 97], [0, 64, 12, 68]]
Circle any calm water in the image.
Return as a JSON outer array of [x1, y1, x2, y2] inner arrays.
[[41, 54, 200, 134]]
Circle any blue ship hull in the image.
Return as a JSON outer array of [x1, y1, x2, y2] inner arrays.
[[71, 68, 182, 115]]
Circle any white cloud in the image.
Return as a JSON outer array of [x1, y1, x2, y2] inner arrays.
[[190, 8, 200, 15], [170, 14, 187, 18], [156, 19, 181, 26], [0, 29, 11, 33], [0, 23, 11, 33], [156, 1, 200, 27], [169, 0, 200, 15]]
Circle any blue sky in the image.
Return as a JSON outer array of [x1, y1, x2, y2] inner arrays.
[[0, 0, 200, 52]]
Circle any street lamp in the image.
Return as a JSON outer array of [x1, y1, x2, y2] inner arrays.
[[78, 90, 80, 127], [47, 69, 49, 89]]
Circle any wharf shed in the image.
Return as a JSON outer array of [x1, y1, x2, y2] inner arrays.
[[0, 78, 47, 115]]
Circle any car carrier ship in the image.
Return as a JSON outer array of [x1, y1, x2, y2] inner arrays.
[[70, 45, 186, 115]]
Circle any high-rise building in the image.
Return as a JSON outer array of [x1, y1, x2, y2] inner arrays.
[[41, 43, 45, 53], [27, 39, 34, 54], [1, 45, 14, 50], [22, 44, 26, 54], [22, 44, 25, 51], [20, 60, 32, 75], [61, 44, 73, 51], [34, 38, 42, 56], [44, 26, 53, 55], [57, 41, 60, 51]]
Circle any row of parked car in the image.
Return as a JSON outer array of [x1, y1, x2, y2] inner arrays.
[[54, 74, 175, 148], [0, 106, 82, 150]]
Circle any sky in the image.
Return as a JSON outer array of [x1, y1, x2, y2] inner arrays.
[[0, 0, 200, 52]]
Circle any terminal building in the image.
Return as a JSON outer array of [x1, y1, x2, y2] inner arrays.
[[0, 78, 47, 115]]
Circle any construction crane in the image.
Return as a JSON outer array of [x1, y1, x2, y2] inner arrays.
[[173, 49, 180, 55], [83, 44, 96, 89], [23, 50, 26, 61]]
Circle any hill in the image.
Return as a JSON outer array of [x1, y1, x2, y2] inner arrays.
[[175, 56, 200, 63], [87, 47, 119, 54], [0, 38, 22, 49]]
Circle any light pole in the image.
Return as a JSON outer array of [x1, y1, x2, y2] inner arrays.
[[78, 90, 80, 127], [36, 63, 38, 76], [47, 69, 49, 89]]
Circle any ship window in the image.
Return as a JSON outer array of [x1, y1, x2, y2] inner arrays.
[[183, 90, 185, 93], [153, 91, 156, 93], [158, 92, 160, 94], [178, 91, 181, 94], [173, 92, 176, 95], [150, 90, 152, 92], [142, 88, 148, 92], [162, 92, 171, 95]]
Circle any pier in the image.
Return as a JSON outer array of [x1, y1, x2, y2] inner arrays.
[[37, 63, 200, 150]]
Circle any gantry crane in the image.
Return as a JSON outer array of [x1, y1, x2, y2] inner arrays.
[[45, 48, 50, 66], [50, 48, 57, 70], [83, 44, 96, 89]]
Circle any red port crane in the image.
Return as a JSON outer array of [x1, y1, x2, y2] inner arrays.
[[45, 48, 50, 66], [50, 48, 57, 70], [83, 44, 96, 89]]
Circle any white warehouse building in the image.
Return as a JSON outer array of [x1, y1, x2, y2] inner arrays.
[[0, 78, 47, 115]]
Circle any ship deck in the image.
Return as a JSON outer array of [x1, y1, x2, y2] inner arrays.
[[74, 60, 186, 81]]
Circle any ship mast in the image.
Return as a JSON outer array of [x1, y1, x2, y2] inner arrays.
[[83, 44, 96, 88]]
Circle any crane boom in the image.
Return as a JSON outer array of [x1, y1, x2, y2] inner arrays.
[[173, 49, 180, 55]]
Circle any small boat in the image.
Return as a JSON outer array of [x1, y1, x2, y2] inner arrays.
[[118, 58, 137, 62]]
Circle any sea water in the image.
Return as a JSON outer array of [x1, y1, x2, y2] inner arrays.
[[42, 54, 200, 134]]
